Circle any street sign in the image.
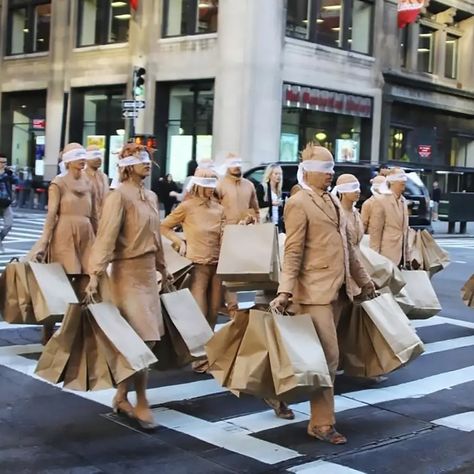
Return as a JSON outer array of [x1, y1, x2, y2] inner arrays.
[[122, 100, 146, 110], [122, 110, 139, 119]]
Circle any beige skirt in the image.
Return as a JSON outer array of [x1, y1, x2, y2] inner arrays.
[[110, 252, 164, 342]]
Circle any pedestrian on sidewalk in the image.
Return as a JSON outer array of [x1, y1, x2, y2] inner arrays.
[[161, 168, 224, 373], [368, 168, 410, 267], [34, 143, 97, 344], [158, 174, 179, 216], [271, 142, 375, 445], [256, 163, 286, 232], [431, 181, 441, 222], [84, 145, 110, 219], [86, 143, 172, 431], [0, 152, 18, 252], [361, 175, 386, 234]]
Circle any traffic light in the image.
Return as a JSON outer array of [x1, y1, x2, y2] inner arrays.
[[133, 67, 146, 99], [130, 135, 157, 150]]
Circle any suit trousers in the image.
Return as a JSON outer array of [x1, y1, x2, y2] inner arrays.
[[300, 291, 350, 427], [189, 263, 222, 330]]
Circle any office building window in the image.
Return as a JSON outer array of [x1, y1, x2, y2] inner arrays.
[[6, 0, 51, 55], [417, 25, 435, 74], [286, 0, 374, 55], [77, 0, 130, 47], [445, 34, 458, 79], [162, 0, 218, 37]]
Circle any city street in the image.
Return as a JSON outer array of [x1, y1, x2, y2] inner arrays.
[[0, 213, 473, 473]]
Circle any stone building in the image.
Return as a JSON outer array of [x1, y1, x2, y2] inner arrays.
[[0, 0, 473, 194]]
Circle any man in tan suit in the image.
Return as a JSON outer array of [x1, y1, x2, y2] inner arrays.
[[271, 143, 375, 445], [361, 175, 386, 233], [85, 145, 110, 218], [368, 168, 409, 266]]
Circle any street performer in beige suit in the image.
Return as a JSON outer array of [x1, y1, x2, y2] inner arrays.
[[360, 175, 386, 233], [271, 143, 375, 445], [368, 168, 409, 266]]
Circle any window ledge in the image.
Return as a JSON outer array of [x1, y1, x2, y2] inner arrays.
[[72, 43, 129, 53], [285, 37, 375, 65], [158, 33, 218, 44], [3, 52, 49, 61]]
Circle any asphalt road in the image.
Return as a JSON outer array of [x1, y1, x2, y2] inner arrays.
[[0, 212, 473, 474]]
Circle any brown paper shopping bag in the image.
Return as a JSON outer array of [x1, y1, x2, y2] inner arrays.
[[461, 274, 474, 308], [35, 303, 83, 383], [0, 262, 22, 324], [87, 303, 157, 384], [162, 239, 193, 278], [401, 270, 442, 319], [420, 230, 450, 276], [206, 310, 250, 386], [379, 286, 415, 315], [217, 224, 280, 282], [160, 289, 213, 358], [264, 312, 332, 400], [83, 314, 114, 391], [362, 293, 425, 364], [228, 309, 276, 398], [359, 245, 394, 289], [62, 320, 88, 391], [27, 262, 78, 323], [408, 229, 424, 270]]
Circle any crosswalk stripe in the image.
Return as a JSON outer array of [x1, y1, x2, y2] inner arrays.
[[431, 412, 474, 432], [288, 461, 366, 473]]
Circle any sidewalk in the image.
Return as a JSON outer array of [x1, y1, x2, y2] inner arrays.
[[431, 220, 474, 238]]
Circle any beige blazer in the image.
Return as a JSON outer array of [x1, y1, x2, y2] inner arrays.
[[368, 193, 409, 266], [278, 189, 371, 305], [360, 195, 381, 234]]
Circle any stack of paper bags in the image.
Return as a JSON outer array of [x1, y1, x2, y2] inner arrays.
[[409, 229, 450, 277], [217, 224, 280, 292], [36, 303, 157, 391], [206, 309, 332, 401], [461, 274, 474, 308], [339, 293, 424, 377], [401, 270, 442, 319]]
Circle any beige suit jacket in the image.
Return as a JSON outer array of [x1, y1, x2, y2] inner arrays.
[[360, 195, 381, 234], [368, 193, 409, 265], [278, 189, 371, 305]]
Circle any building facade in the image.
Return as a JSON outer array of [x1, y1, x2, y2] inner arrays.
[[0, 0, 473, 194]]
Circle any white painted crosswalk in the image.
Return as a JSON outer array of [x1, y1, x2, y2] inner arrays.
[[436, 238, 474, 250], [0, 314, 473, 472]]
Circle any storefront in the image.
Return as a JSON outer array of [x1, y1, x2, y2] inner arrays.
[[0, 90, 47, 178], [154, 80, 214, 186], [386, 101, 474, 194], [69, 86, 126, 180], [281, 83, 373, 163]]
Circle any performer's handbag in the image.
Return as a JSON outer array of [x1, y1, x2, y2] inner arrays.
[[62, 320, 88, 391], [420, 230, 450, 277], [408, 229, 424, 270], [206, 310, 250, 386], [27, 262, 78, 323], [35, 303, 83, 383], [461, 274, 474, 308], [228, 309, 276, 398], [217, 224, 280, 283], [264, 311, 332, 399], [379, 286, 415, 315], [401, 270, 442, 319]]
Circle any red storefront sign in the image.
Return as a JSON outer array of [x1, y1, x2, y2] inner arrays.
[[283, 84, 372, 118], [418, 145, 432, 159], [32, 119, 46, 129]]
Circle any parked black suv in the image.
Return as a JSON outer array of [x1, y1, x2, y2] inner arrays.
[[244, 162, 431, 230]]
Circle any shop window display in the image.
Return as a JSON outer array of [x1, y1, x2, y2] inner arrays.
[[6, 0, 51, 55]]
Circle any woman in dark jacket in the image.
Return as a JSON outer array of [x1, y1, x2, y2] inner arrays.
[[158, 174, 180, 216], [256, 164, 285, 232]]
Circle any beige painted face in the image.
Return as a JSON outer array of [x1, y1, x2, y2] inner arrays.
[[390, 180, 406, 195], [87, 158, 102, 169], [68, 159, 86, 171], [228, 166, 242, 177], [304, 170, 334, 190], [343, 189, 361, 203], [132, 161, 152, 179]]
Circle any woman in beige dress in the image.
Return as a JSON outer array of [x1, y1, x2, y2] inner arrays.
[[161, 168, 224, 373], [35, 142, 96, 343], [86, 143, 171, 430]]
